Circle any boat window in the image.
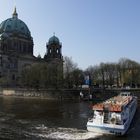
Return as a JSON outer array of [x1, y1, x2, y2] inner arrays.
[[120, 92, 131, 96]]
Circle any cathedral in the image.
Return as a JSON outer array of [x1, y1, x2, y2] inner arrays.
[[0, 8, 63, 87]]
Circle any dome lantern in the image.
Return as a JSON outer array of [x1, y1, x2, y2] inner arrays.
[[12, 7, 18, 18]]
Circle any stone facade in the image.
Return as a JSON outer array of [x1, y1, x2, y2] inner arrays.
[[0, 8, 63, 87]]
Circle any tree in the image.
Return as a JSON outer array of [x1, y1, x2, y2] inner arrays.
[[21, 64, 42, 89], [118, 58, 140, 87], [71, 68, 84, 88], [21, 62, 63, 89], [63, 56, 78, 88], [20, 56, 140, 89]]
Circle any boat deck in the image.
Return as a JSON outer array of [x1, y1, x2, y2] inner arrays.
[[92, 95, 132, 112]]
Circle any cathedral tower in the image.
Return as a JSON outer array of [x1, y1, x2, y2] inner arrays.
[[44, 35, 63, 88], [45, 34, 62, 61]]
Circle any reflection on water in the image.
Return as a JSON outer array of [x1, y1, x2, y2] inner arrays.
[[0, 96, 139, 140]]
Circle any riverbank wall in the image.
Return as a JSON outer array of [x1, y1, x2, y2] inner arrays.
[[0, 88, 80, 100], [0, 88, 140, 100]]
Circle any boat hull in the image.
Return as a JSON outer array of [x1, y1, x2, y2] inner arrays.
[[87, 96, 137, 136], [87, 125, 125, 135]]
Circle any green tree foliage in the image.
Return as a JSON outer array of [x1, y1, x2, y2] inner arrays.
[[71, 69, 84, 88], [86, 58, 140, 88], [21, 62, 63, 89], [20, 57, 140, 89], [21, 64, 42, 89], [63, 56, 78, 88]]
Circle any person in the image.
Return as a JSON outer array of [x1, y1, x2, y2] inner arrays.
[[80, 91, 83, 99], [89, 94, 92, 100]]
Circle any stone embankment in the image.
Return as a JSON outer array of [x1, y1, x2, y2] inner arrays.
[[0, 88, 140, 100], [1, 88, 80, 100]]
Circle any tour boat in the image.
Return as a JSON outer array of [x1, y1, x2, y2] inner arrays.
[[87, 92, 137, 135]]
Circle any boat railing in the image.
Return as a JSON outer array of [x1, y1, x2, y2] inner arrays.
[[88, 118, 93, 122]]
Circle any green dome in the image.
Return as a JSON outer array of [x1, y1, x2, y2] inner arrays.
[[0, 8, 31, 39], [48, 35, 60, 45]]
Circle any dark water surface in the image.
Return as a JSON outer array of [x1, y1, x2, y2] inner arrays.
[[0, 96, 139, 140]]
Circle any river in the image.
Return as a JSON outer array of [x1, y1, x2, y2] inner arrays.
[[0, 95, 139, 140]]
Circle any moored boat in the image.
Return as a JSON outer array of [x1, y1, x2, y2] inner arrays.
[[87, 92, 137, 135]]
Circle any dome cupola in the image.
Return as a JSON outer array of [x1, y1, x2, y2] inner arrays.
[[48, 34, 60, 45], [0, 7, 31, 39], [0, 8, 33, 55]]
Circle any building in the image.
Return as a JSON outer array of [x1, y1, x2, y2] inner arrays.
[[44, 35, 63, 88], [0, 8, 63, 87]]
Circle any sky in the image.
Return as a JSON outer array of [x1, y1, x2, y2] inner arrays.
[[0, 0, 140, 70]]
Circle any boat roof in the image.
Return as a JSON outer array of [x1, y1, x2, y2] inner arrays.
[[92, 94, 132, 112]]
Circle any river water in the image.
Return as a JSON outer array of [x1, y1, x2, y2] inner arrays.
[[0, 95, 139, 140]]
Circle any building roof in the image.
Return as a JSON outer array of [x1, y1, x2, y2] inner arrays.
[[48, 35, 60, 45], [0, 7, 31, 39]]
